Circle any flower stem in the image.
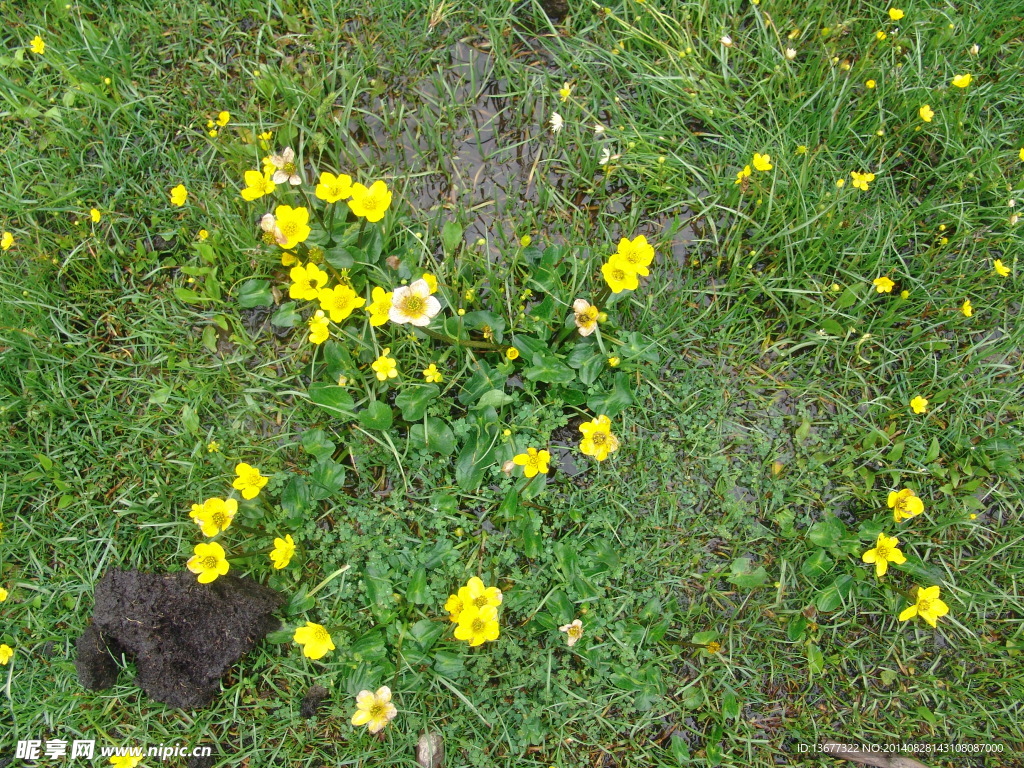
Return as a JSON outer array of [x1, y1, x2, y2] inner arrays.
[[419, 326, 505, 351]]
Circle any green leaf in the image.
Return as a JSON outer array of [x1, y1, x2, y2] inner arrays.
[[173, 287, 210, 304], [524, 355, 576, 384], [786, 615, 807, 642], [722, 690, 740, 721], [201, 324, 218, 353], [925, 437, 941, 463], [586, 372, 634, 417], [358, 401, 394, 431], [807, 515, 847, 548], [441, 220, 463, 253], [801, 549, 834, 581], [180, 405, 200, 435], [395, 384, 440, 421], [301, 428, 336, 461], [815, 574, 854, 612], [886, 440, 905, 463], [807, 643, 825, 675], [236, 279, 273, 308], [271, 301, 302, 328], [363, 564, 393, 606], [325, 244, 355, 269], [308, 383, 357, 421], [409, 619, 444, 651], [350, 629, 388, 661], [280, 476, 312, 517], [819, 318, 844, 336], [520, 508, 542, 558], [727, 557, 769, 589], [458, 362, 505, 406], [432, 650, 465, 678], [308, 459, 346, 501], [410, 416, 456, 455], [835, 286, 858, 309], [407, 567, 429, 605], [473, 388, 514, 410], [455, 426, 498, 490]]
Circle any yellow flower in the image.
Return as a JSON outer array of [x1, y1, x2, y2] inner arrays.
[[288, 262, 329, 301], [0, 644, 12, 665], [888, 7, 904, 20], [850, 171, 876, 191], [602, 262, 639, 293], [961, 299, 973, 317], [705, 641, 722, 654], [579, 414, 620, 461], [109, 756, 143, 768], [206, 440, 220, 453], [558, 81, 573, 101], [366, 286, 394, 326], [208, 129, 218, 138], [233, 462, 269, 500], [422, 363, 443, 383], [273, 205, 311, 249], [186, 541, 230, 584], [315, 171, 354, 203], [1019, 148, 1024, 162], [294, 621, 335, 659], [735, 165, 752, 184], [444, 592, 465, 623], [318, 284, 366, 323], [90, 208, 102, 223], [861, 533, 906, 577], [888, 488, 924, 523], [994, 259, 1010, 277], [198, 229, 209, 241], [389, 278, 441, 326], [454, 603, 500, 646], [865, 79, 876, 89], [559, 619, 584, 647], [513, 447, 551, 478], [348, 180, 393, 223], [611, 235, 655, 277], [421, 272, 438, 293], [240, 169, 276, 201], [29, 36, 45, 54], [572, 299, 599, 336], [308, 309, 330, 345], [1, 232, 13, 251], [0, 587, 7, 602], [608, 356, 621, 367], [520, 235, 533, 247], [919, 104, 934, 122], [836, 178, 846, 188], [900, 290, 910, 299], [372, 349, 399, 381], [951, 73, 972, 88], [351, 686, 398, 733], [269, 147, 302, 185], [280, 251, 297, 267], [189, 496, 238, 537], [170, 184, 188, 207], [505, 347, 520, 361], [752, 153, 772, 171], [872, 276, 895, 293], [910, 396, 928, 414], [875, 30, 887, 41], [216, 110, 230, 127], [458, 576, 503, 610], [270, 534, 296, 569], [898, 585, 949, 627]]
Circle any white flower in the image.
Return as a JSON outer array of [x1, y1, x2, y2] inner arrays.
[[269, 147, 302, 185], [549, 111, 564, 133], [720, 35, 733, 47], [389, 278, 442, 326], [260, 213, 286, 246], [969, 44, 979, 55], [785, 47, 797, 60], [559, 619, 584, 647], [599, 147, 611, 166], [594, 123, 606, 135]]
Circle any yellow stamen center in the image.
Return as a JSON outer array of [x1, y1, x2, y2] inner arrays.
[[202, 556, 218, 569], [401, 295, 425, 315], [591, 432, 607, 446]]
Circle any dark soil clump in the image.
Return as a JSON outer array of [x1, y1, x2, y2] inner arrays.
[[300, 684, 330, 718], [76, 569, 282, 709]]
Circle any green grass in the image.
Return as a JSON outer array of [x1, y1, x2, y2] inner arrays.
[[2, 0, 1023, 766]]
